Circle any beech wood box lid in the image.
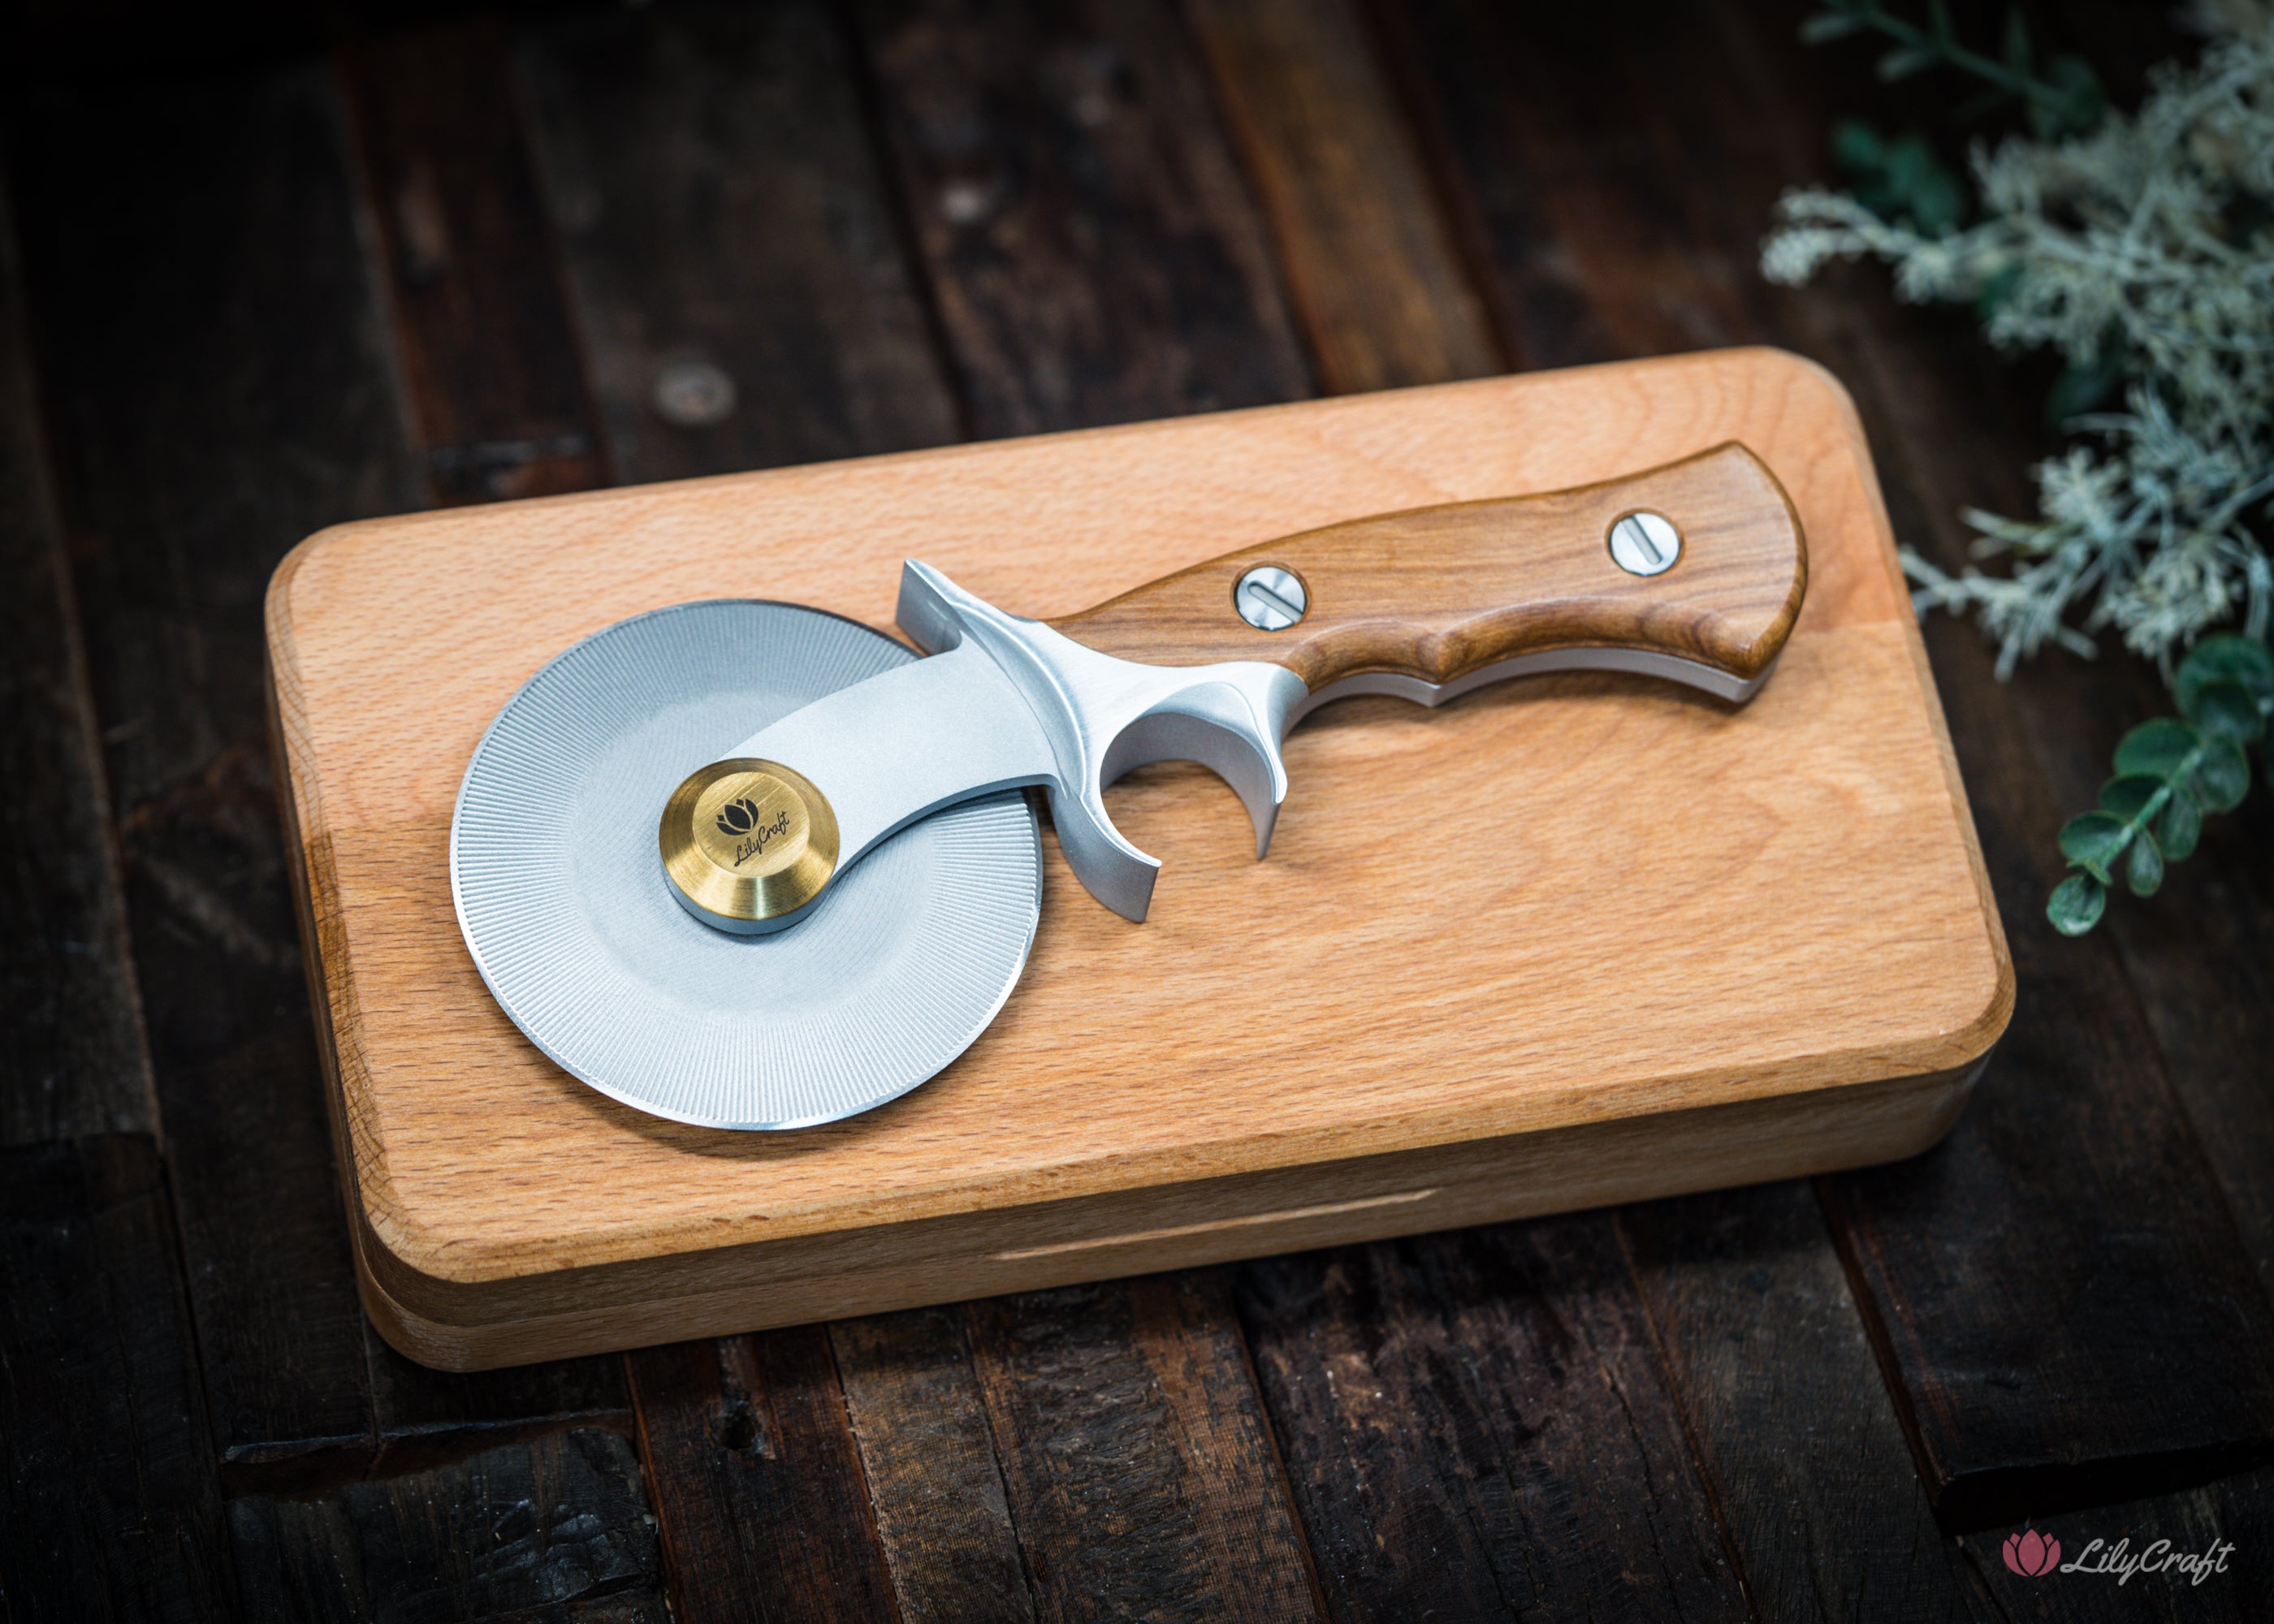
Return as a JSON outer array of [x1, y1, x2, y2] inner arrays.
[[267, 349, 2012, 1302]]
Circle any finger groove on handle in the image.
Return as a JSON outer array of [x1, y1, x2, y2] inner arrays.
[[1050, 442, 1808, 694]]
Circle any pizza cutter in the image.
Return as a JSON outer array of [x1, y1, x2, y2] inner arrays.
[[452, 442, 1807, 1129]]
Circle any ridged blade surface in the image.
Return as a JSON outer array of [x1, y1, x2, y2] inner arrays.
[[451, 600, 1042, 1129]]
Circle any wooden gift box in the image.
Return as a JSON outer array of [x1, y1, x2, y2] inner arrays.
[[266, 347, 2012, 1371]]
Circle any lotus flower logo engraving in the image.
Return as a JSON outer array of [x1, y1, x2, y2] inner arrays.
[[716, 797, 764, 837], [708, 789, 794, 868], [2003, 1529, 2061, 1578]]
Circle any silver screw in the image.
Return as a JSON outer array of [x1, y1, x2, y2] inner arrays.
[[1235, 565, 1307, 630], [1608, 511, 1681, 576], [653, 358, 737, 428]]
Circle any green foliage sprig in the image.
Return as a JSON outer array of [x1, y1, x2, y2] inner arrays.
[[2049, 634, 2272, 932], [1801, 0, 2106, 139], [1763, 1, 2274, 934]]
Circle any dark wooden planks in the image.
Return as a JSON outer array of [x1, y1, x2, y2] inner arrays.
[[1382, 0, 2274, 1530], [962, 1272, 1324, 1623], [12, 54, 632, 1492], [2099, 778, 2274, 1301], [0, 181, 154, 1150], [854, 0, 1313, 436], [9, 60, 422, 1482], [514, 0, 959, 482], [832, 1308, 1035, 1624], [1184, 0, 1502, 392], [0, 1134, 234, 1620], [1239, 1220, 1745, 1622], [626, 1329, 901, 1624], [1619, 1183, 1994, 1621], [339, 15, 607, 503], [229, 1428, 668, 1623], [361, 1333, 633, 1479]]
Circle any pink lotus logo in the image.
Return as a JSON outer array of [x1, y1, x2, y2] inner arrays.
[[2004, 1529, 2062, 1577]]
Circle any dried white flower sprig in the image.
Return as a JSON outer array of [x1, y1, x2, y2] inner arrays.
[[1763, 1, 2274, 932]]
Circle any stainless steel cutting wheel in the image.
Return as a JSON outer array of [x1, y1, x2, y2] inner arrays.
[[451, 599, 1043, 1129]]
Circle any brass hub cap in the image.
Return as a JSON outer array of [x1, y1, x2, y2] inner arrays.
[[659, 758, 839, 927]]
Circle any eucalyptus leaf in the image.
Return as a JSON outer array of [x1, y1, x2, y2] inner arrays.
[[2192, 736, 2251, 812], [2112, 717, 2201, 780], [1831, 118, 1885, 171], [2047, 873, 2106, 936], [1910, 169, 1965, 235], [2043, 54, 2104, 136], [2046, 346, 2126, 423], [1879, 43, 1941, 80], [2057, 810, 2129, 881], [2125, 829, 2164, 896], [2176, 634, 2274, 711], [2185, 677, 2266, 746], [1973, 261, 2023, 320], [2000, 6, 2030, 70], [2157, 788, 2203, 862], [1804, 12, 1869, 43], [2096, 773, 2165, 820]]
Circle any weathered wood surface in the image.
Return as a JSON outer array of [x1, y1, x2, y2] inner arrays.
[[856, 0, 1313, 435], [340, 15, 608, 503], [229, 1429, 667, 1622], [1619, 1183, 1993, 1621], [0, 186, 154, 1151], [0, 1135, 234, 1621], [1380, 0, 2274, 1530], [6, 48, 630, 1506], [1186, 0, 1500, 394], [514, 0, 960, 480], [626, 1331, 901, 1624], [1240, 1219, 1748, 1620], [11, 63, 420, 1484], [4, 0, 2272, 1616]]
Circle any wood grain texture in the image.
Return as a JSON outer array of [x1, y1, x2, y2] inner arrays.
[[340, 17, 607, 503], [1237, 1216, 1747, 1621], [12, 62, 421, 1483], [854, 0, 1313, 434], [1055, 439, 1805, 686], [16, 54, 638, 1497], [229, 1428, 666, 1623], [1185, 0, 1502, 393], [1387, 0, 2274, 1531], [514, 0, 960, 480], [626, 1328, 903, 1624], [832, 1309, 1036, 1624], [1617, 1182, 1993, 1621], [0, 1135, 234, 1621], [267, 349, 2008, 1365], [965, 1272, 1325, 1623], [0, 179, 155, 1148]]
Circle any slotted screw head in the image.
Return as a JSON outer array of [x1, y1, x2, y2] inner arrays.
[[1608, 511, 1681, 576], [1235, 565, 1307, 630]]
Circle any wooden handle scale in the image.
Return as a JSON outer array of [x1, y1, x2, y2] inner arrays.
[[1050, 442, 1807, 704]]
